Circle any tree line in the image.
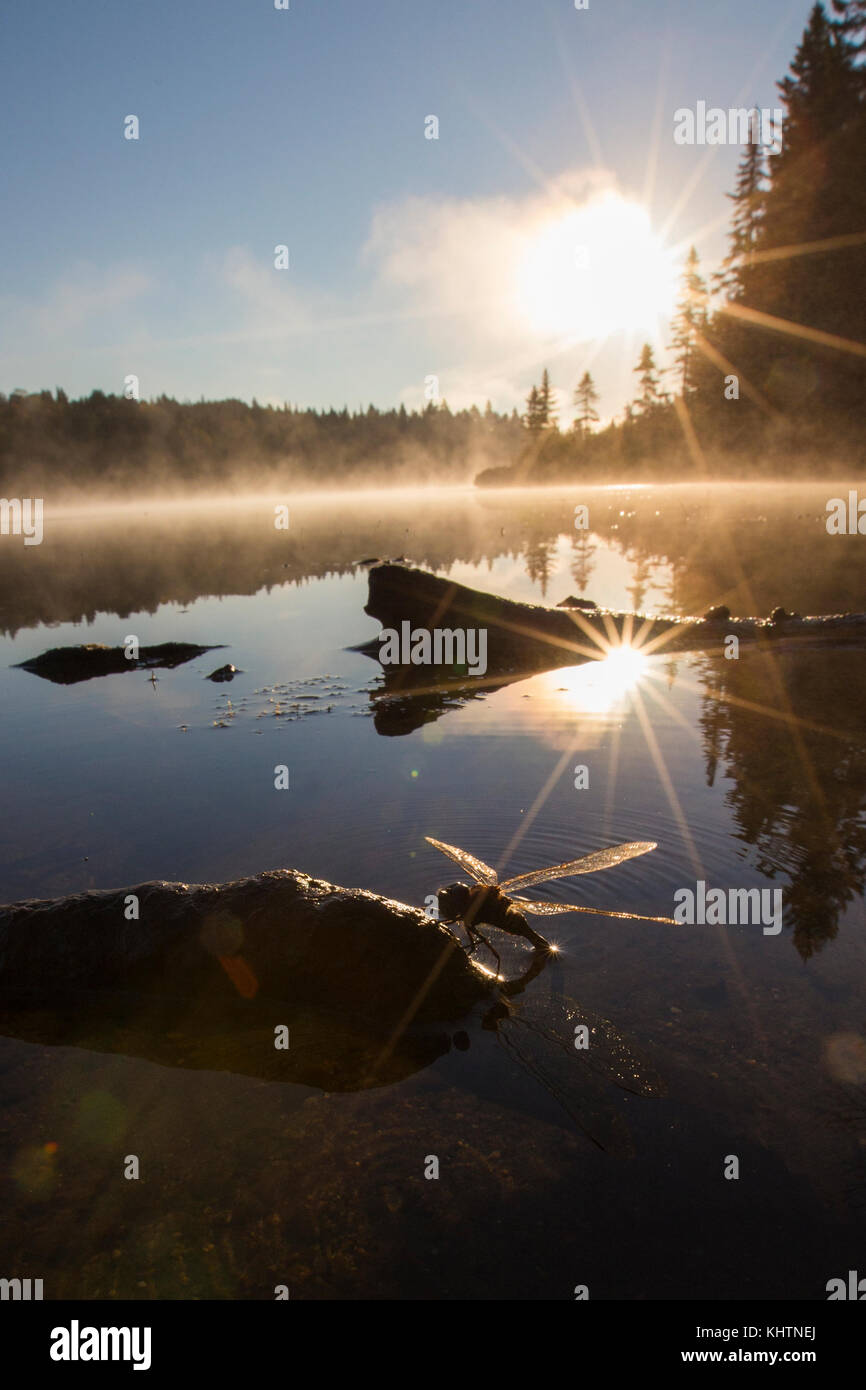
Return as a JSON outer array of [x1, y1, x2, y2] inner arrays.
[[0, 391, 526, 495], [486, 1, 866, 483], [2, 2, 864, 494]]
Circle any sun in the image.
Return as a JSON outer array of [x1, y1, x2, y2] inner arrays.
[[514, 193, 678, 341]]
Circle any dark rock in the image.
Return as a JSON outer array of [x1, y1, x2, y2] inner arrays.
[[0, 874, 664, 1137], [0, 870, 496, 1092], [206, 663, 242, 682], [14, 642, 225, 685], [0, 870, 490, 1025], [704, 605, 731, 622], [557, 596, 599, 610]]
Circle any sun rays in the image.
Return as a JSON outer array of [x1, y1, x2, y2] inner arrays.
[[551, 643, 650, 714]]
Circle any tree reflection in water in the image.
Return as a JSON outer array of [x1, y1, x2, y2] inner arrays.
[[698, 648, 866, 959]]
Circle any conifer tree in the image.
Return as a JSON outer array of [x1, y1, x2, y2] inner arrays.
[[714, 113, 767, 302], [832, 0, 866, 63], [632, 344, 665, 413], [573, 371, 600, 434], [754, 3, 864, 404], [523, 384, 543, 431], [769, 2, 859, 241], [538, 368, 558, 429], [670, 247, 708, 396]]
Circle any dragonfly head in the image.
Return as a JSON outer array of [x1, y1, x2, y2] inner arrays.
[[438, 882, 473, 921]]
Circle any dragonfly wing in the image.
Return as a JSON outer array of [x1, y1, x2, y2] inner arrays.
[[424, 836, 498, 885], [511, 895, 675, 924], [509, 896, 579, 916], [499, 840, 658, 893]]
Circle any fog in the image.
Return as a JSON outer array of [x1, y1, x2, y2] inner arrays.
[[4, 386, 865, 509], [3, 480, 864, 639]]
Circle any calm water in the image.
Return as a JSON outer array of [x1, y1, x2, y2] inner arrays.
[[1, 481, 865, 1299]]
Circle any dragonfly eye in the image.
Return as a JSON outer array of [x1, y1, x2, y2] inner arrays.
[[438, 883, 472, 918]]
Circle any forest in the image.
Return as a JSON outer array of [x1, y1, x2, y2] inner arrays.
[[496, 0, 866, 484], [0, 389, 524, 495], [1, 1, 864, 496]]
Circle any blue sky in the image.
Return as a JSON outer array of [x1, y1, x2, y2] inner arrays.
[[0, 0, 811, 420]]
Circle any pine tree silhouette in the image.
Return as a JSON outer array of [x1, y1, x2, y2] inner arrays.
[[573, 371, 600, 435]]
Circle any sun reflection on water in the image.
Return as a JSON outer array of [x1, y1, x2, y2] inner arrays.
[[551, 646, 649, 715]]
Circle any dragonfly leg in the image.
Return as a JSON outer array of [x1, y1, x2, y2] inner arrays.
[[466, 925, 501, 978], [439, 913, 473, 954]]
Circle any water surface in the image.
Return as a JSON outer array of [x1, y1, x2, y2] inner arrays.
[[1, 482, 864, 1299]]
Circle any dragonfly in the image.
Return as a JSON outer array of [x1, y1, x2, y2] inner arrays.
[[426, 835, 675, 975]]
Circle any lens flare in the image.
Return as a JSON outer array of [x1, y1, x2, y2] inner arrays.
[[554, 645, 649, 714]]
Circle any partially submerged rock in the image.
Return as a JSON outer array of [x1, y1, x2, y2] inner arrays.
[[13, 642, 225, 685], [557, 595, 599, 610], [0, 873, 663, 1142], [206, 663, 242, 682], [0, 871, 496, 1093], [0, 870, 489, 1025]]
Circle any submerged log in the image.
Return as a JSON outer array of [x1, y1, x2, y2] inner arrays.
[[364, 563, 866, 679], [13, 641, 226, 684]]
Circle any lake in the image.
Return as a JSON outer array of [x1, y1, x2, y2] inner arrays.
[[1, 480, 864, 1299]]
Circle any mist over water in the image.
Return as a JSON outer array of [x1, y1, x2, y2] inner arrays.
[[1, 478, 865, 1298], [4, 479, 865, 636]]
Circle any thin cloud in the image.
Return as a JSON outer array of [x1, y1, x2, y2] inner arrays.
[[364, 171, 616, 345], [361, 169, 676, 411], [2, 264, 153, 339]]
